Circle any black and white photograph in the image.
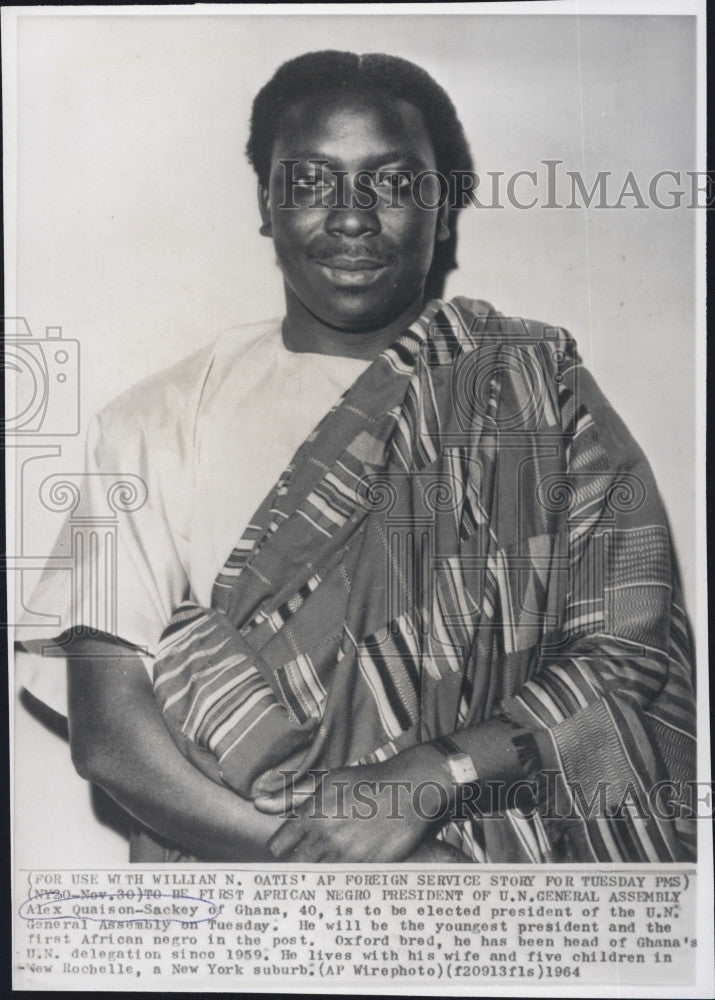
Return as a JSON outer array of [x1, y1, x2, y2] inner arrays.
[[5, 3, 711, 994]]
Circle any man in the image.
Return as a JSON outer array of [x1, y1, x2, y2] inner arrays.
[[20, 50, 696, 863]]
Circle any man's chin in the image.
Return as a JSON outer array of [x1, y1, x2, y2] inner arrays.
[[308, 293, 421, 336]]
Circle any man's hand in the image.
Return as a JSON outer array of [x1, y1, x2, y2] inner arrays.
[[255, 745, 453, 863]]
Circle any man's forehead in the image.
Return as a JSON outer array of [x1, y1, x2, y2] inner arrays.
[[272, 93, 435, 165]]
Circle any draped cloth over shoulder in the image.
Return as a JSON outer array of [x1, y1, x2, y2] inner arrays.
[[153, 297, 696, 863]]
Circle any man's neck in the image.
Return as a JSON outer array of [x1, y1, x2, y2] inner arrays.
[[281, 287, 426, 360]]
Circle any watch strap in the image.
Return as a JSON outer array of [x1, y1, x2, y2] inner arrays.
[[433, 735, 463, 757], [432, 735, 479, 785]]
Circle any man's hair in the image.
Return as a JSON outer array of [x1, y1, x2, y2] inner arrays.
[[247, 49, 472, 187], [246, 50, 474, 297]]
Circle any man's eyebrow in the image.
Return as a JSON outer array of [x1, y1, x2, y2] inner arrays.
[[362, 150, 431, 170], [286, 150, 430, 169], [287, 151, 333, 163]]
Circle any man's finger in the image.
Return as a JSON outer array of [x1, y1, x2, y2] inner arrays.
[[290, 830, 331, 863], [267, 819, 305, 858], [254, 780, 315, 815], [253, 793, 291, 815]]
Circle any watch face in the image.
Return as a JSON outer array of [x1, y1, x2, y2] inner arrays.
[[448, 753, 479, 785]]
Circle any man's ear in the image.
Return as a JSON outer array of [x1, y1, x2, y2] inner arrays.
[[436, 202, 450, 243], [257, 183, 273, 237]]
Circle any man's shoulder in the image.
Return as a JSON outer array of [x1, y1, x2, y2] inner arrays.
[[94, 317, 283, 435], [447, 296, 574, 350]]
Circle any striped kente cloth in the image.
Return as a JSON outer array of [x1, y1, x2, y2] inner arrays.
[[153, 297, 696, 862]]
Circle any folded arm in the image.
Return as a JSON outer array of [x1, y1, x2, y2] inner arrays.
[[66, 634, 282, 861], [259, 719, 524, 862]]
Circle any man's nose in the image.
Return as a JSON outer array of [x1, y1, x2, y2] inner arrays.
[[325, 189, 381, 237]]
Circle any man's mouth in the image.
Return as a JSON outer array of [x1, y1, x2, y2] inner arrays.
[[317, 256, 386, 271], [313, 255, 391, 287]]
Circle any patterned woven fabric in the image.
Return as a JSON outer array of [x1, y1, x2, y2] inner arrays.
[[152, 297, 696, 862]]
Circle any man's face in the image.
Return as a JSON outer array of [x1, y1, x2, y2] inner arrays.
[[260, 93, 447, 332]]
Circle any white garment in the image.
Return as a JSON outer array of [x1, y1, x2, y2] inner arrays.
[[16, 318, 370, 715]]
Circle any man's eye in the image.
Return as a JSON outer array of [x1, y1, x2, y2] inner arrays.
[[377, 172, 411, 191], [294, 176, 328, 188]]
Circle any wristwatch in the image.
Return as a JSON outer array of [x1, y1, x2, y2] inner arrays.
[[432, 735, 479, 786]]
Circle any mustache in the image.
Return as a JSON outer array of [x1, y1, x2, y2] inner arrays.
[[307, 241, 395, 263]]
